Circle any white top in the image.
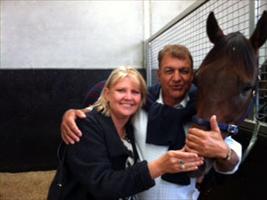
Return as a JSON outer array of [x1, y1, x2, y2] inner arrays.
[[132, 90, 242, 200]]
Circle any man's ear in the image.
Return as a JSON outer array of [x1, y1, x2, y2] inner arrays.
[[192, 69, 199, 86], [190, 69, 194, 82]]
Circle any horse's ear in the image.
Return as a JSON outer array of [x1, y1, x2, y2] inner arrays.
[[207, 12, 224, 44], [250, 10, 267, 50]]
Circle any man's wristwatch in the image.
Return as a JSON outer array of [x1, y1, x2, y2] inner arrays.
[[223, 145, 232, 161]]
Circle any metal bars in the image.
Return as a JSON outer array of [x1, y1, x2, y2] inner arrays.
[[145, 0, 267, 123], [257, 0, 267, 122]]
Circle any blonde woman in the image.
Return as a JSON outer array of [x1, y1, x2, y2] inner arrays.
[[48, 66, 203, 200]]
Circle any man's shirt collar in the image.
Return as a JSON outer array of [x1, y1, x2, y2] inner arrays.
[[157, 89, 190, 109]]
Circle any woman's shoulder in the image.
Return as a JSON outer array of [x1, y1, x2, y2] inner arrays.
[[85, 109, 102, 120], [87, 109, 111, 123], [78, 109, 112, 132], [76, 109, 102, 130]]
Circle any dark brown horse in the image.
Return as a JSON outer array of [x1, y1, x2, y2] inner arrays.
[[193, 11, 267, 136]]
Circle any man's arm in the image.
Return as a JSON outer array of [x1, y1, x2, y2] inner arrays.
[[60, 81, 105, 144], [185, 115, 241, 172], [213, 136, 241, 173]]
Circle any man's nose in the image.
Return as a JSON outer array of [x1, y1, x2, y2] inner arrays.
[[173, 70, 181, 81]]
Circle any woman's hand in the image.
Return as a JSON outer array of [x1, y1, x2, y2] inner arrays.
[[148, 149, 204, 179]]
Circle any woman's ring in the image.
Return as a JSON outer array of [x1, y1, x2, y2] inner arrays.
[[179, 160, 185, 170]]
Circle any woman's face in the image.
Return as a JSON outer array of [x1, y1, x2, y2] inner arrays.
[[105, 76, 142, 120]]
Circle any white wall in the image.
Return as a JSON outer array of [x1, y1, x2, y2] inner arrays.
[[150, 0, 197, 36], [1, 1, 144, 69], [0, 0, 197, 69]]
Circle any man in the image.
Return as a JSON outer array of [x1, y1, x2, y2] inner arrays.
[[60, 44, 241, 199]]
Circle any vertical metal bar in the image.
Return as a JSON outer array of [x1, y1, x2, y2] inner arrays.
[[250, 0, 259, 121], [146, 42, 152, 86], [143, 0, 152, 86], [249, 0, 256, 35], [144, 41, 152, 86]]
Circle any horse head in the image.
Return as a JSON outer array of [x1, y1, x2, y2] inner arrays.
[[193, 11, 267, 135]]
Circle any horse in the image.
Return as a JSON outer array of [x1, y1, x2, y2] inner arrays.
[[192, 11, 267, 137], [190, 10, 267, 198]]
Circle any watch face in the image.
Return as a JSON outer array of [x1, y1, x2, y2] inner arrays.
[[226, 148, 232, 161]]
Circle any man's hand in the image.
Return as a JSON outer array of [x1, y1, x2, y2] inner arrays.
[[186, 115, 228, 159], [60, 109, 87, 144]]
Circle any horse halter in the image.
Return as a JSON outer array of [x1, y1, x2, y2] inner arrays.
[[192, 116, 239, 136]]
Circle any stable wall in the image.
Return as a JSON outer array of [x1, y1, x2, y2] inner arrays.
[[0, 0, 196, 171]]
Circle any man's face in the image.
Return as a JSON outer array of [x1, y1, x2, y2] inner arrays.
[[158, 55, 193, 106]]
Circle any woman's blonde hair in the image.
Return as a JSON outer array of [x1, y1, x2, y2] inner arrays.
[[92, 66, 147, 117]]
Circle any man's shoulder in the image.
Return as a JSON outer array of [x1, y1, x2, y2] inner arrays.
[[148, 83, 161, 91], [83, 80, 106, 107], [148, 83, 161, 98], [89, 80, 106, 93], [142, 83, 161, 111]]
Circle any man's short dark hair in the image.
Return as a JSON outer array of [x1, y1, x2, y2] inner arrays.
[[158, 44, 193, 69]]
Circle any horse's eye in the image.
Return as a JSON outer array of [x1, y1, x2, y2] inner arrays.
[[241, 84, 254, 95], [243, 86, 252, 92]]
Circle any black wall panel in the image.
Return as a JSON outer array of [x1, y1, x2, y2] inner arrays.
[[0, 69, 125, 172]]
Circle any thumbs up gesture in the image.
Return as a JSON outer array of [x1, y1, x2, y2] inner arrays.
[[186, 115, 228, 159]]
